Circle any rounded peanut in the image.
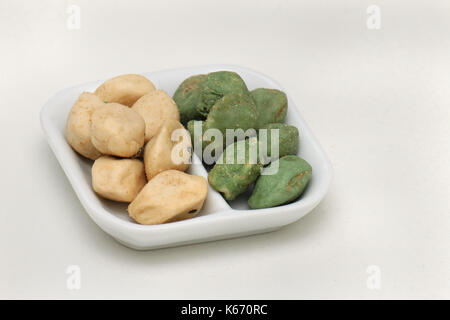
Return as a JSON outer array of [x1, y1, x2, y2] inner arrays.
[[94, 74, 155, 107], [65, 92, 104, 160], [143, 119, 191, 180], [131, 89, 180, 142], [92, 156, 147, 202], [128, 170, 208, 225], [90, 103, 145, 157]]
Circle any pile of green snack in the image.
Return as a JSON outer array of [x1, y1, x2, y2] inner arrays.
[[173, 71, 312, 209]]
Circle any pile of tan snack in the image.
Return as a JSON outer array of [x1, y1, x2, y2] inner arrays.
[[66, 74, 207, 225]]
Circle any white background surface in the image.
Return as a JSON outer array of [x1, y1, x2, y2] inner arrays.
[[1, 0, 449, 299]]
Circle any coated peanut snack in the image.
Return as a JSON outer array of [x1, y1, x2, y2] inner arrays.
[[198, 71, 249, 116], [248, 155, 312, 209], [172, 71, 249, 123], [185, 92, 260, 157], [131, 89, 180, 142], [187, 120, 206, 157], [258, 123, 299, 160], [208, 138, 262, 201], [65, 92, 104, 160], [143, 119, 191, 180], [94, 74, 155, 106], [203, 93, 258, 137], [172, 74, 207, 125], [90, 103, 145, 157], [92, 156, 147, 202], [128, 170, 208, 225], [250, 88, 287, 128]]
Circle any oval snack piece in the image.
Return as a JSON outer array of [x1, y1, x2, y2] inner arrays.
[[250, 88, 287, 128], [198, 71, 249, 116], [92, 156, 147, 202], [203, 93, 258, 138], [173, 74, 207, 125], [90, 103, 145, 157], [248, 155, 312, 209], [65, 92, 104, 160], [94, 74, 155, 107], [258, 123, 299, 162], [128, 170, 208, 225], [208, 138, 262, 201], [131, 89, 180, 142], [143, 119, 191, 180]]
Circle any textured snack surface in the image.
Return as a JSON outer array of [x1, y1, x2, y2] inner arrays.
[[248, 155, 312, 209], [65, 92, 104, 160], [187, 120, 206, 156], [128, 170, 208, 225], [258, 123, 299, 161], [131, 89, 180, 142], [90, 103, 145, 157], [203, 93, 258, 138], [92, 156, 146, 202], [173, 74, 207, 125], [208, 138, 262, 201], [94, 74, 155, 107], [198, 71, 249, 116], [250, 88, 287, 128], [144, 119, 191, 180]]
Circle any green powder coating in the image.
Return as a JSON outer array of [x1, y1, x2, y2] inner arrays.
[[177, 72, 311, 208], [173, 74, 207, 125], [208, 138, 262, 201], [187, 120, 206, 157], [250, 88, 287, 128], [248, 155, 312, 209], [198, 71, 249, 117], [203, 93, 258, 137], [258, 123, 299, 162]]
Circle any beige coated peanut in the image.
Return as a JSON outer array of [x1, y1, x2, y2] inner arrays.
[[144, 119, 191, 180], [65, 92, 104, 160], [92, 156, 147, 202], [128, 170, 208, 225], [94, 74, 156, 107], [131, 89, 180, 142], [90, 103, 145, 157]]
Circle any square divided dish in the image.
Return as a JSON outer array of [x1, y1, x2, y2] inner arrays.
[[40, 65, 333, 250]]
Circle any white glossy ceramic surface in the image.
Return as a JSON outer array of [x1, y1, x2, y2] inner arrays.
[[40, 65, 333, 250]]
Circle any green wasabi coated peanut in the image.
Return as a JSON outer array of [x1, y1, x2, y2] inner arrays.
[[248, 155, 312, 209], [187, 120, 206, 157], [203, 93, 258, 137], [198, 71, 249, 116], [250, 88, 287, 128], [208, 138, 262, 201], [258, 123, 299, 161], [187, 119, 224, 163], [173, 74, 207, 125]]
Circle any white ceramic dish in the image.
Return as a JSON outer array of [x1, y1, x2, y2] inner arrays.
[[40, 64, 332, 250]]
